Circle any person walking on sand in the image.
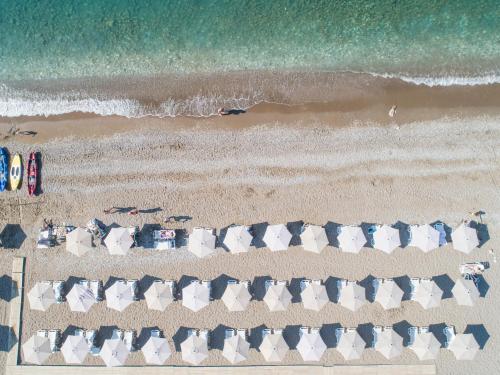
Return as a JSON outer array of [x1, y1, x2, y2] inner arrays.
[[388, 104, 397, 118]]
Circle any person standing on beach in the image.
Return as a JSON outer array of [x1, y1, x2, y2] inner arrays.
[[389, 104, 397, 117]]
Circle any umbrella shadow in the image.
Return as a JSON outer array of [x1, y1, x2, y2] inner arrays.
[[289, 277, 305, 303], [0, 275, 14, 302], [66, 276, 86, 292], [357, 323, 374, 348], [140, 224, 162, 249], [139, 275, 163, 300], [62, 325, 81, 340], [469, 221, 489, 247], [177, 275, 199, 299], [211, 324, 232, 350], [359, 275, 376, 302], [360, 222, 377, 248], [97, 325, 120, 347], [393, 275, 412, 301], [103, 276, 124, 290], [251, 276, 273, 300], [211, 274, 233, 300], [320, 323, 341, 348], [0, 325, 17, 352], [393, 320, 413, 346], [137, 326, 162, 348], [283, 325, 301, 349], [172, 327, 190, 352], [324, 221, 342, 248], [174, 229, 188, 248], [428, 323, 447, 347], [476, 275, 490, 297], [432, 274, 454, 299], [249, 324, 268, 349], [249, 222, 268, 248], [394, 221, 410, 248], [464, 324, 489, 349], [0, 224, 27, 249], [286, 221, 304, 247], [325, 276, 341, 302]]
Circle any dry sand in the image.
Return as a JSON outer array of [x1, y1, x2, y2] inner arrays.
[[0, 104, 499, 375]]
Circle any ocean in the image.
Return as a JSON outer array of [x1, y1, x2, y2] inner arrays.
[[1, 0, 499, 118]]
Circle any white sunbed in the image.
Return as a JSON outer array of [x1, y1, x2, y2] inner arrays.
[[237, 329, 247, 339], [48, 329, 61, 352], [111, 329, 124, 341], [408, 326, 418, 346], [123, 330, 137, 352], [225, 329, 236, 339], [52, 280, 65, 303], [126, 279, 139, 301], [409, 278, 421, 300], [299, 326, 310, 337], [443, 326, 456, 348], [199, 329, 210, 348], [262, 328, 272, 338], [300, 279, 311, 291], [273, 328, 283, 336], [150, 329, 161, 338], [202, 280, 213, 300], [264, 279, 276, 291]]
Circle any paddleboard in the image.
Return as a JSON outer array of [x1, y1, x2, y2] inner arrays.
[[9, 154, 22, 190], [0, 148, 8, 192]]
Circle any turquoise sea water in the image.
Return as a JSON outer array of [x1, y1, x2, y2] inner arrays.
[[1, 0, 500, 117]]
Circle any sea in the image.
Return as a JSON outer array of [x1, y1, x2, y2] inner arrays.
[[1, 0, 499, 118]]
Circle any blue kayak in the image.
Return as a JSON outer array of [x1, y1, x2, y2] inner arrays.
[[0, 148, 8, 192]]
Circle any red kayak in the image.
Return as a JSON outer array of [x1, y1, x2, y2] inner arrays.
[[27, 152, 37, 196]]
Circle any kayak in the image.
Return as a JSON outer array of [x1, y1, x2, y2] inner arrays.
[[9, 154, 22, 190], [0, 148, 8, 192], [27, 152, 38, 196]]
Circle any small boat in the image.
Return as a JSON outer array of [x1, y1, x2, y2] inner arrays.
[[27, 152, 38, 196], [0, 148, 8, 192], [9, 153, 22, 190]]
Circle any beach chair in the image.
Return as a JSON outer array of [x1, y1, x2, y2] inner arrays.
[[227, 279, 238, 285], [336, 279, 347, 301], [346, 327, 357, 334], [409, 278, 421, 300], [408, 326, 418, 346], [83, 330, 99, 355], [37, 329, 48, 338], [150, 329, 161, 338], [312, 279, 322, 286], [433, 222, 447, 246], [201, 280, 213, 300], [299, 326, 310, 337], [187, 329, 198, 338], [48, 329, 61, 352], [368, 225, 379, 246], [335, 328, 345, 345], [225, 329, 236, 339], [111, 329, 124, 341], [464, 272, 480, 287], [241, 280, 251, 290], [199, 329, 210, 348], [300, 279, 311, 292], [123, 330, 137, 352], [74, 329, 85, 337], [264, 279, 275, 291], [372, 278, 381, 300], [310, 327, 321, 335], [443, 326, 456, 348], [419, 326, 430, 334], [372, 326, 383, 347], [384, 326, 394, 332], [164, 279, 177, 299], [262, 328, 272, 338], [276, 280, 288, 286], [336, 226, 343, 235], [459, 262, 485, 276], [273, 328, 283, 336], [37, 227, 55, 248], [237, 329, 247, 339], [52, 280, 65, 303], [127, 279, 139, 301], [90, 280, 103, 301]]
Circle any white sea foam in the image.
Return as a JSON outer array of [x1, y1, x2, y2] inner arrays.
[[369, 72, 500, 87]]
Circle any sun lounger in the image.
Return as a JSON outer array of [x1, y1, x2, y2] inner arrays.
[[37, 228, 55, 248], [300, 279, 311, 291], [312, 279, 322, 285], [123, 330, 137, 352], [408, 326, 418, 346], [443, 326, 456, 348], [86, 219, 107, 239], [384, 326, 393, 332], [52, 280, 65, 303], [459, 262, 485, 275], [237, 329, 247, 339], [262, 328, 272, 338], [164, 279, 177, 299], [153, 229, 176, 250], [273, 328, 283, 336], [37, 329, 48, 338], [187, 329, 198, 338], [127, 226, 140, 247], [199, 329, 210, 348], [201, 280, 212, 300], [225, 329, 236, 339], [310, 327, 321, 335], [433, 222, 447, 246], [372, 278, 381, 300], [48, 329, 61, 352], [90, 280, 103, 301], [150, 329, 161, 338], [264, 279, 275, 291], [74, 329, 85, 337], [111, 329, 124, 341], [407, 225, 415, 245], [241, 280, 251, 290], [299, 326, 310, 337], [419, 326, 429, 334], [227, 279, 238, 285], [127, 279, 139, 301], [372, 326, 383, 347], [409, 277, 421, 300], [276, 280, 288, 286], [335, 328, 345, 344]]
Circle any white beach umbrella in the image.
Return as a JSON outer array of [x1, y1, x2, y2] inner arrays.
[[66, 283, 97, 313], [28, 282, 56, 311], [61, 335, 88, 364], [141, 336, 171, 365], [451, 223, 479, 254], [373, 225, 401, 254], [301, 283, 329, 311], [100, 338, 129, 367], [188, 228, 216, 258], [337, 330, 365, 360], [413, 280, 443, 309], [221, 283, 251, 311], [374, 330, 403, 359], [144, 282, 174, 311], [410, 332, 440, 360], [374, 280, 404, 310], [105, 281, 135, 312], [447, 333, 479, 360], [181, 335, 209, 365], [223, 335, 250, 364], [22, 335, 51, 365], [452, 278, 480, 307], [300, 225, 328, 253], [410, 224, 440, 252], [259, 333, 289, 362], [223, 226, 252, 254], [104, 227, 133, 255], [66, 227, 93, 257], [263, 224, 292, 251], [338, 282, 367, 312], [338, 226, 366, 253], [296, 331, 327, 361], [182, 282, 210, 312], [263, 284, 292, 311]]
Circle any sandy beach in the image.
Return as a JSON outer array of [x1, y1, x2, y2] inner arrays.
[[0, 84, 499, 375]]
